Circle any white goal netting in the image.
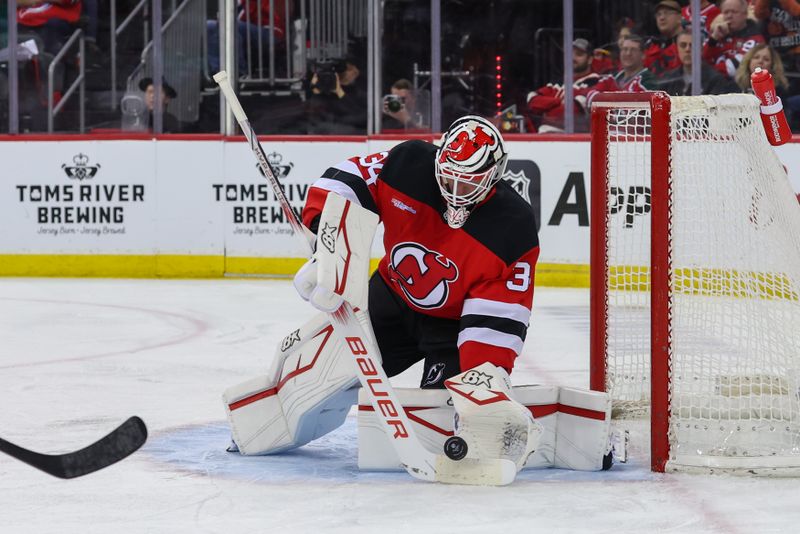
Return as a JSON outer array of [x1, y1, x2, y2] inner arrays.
[[600, 94, 800, 472]]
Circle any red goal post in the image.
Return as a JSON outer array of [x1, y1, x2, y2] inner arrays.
[[589, 91, 800, 474], [590, 91, 672, 472]]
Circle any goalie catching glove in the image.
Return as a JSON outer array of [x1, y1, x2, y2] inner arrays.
[[294, 193, 379, 312], [444, 362, 543, 472]]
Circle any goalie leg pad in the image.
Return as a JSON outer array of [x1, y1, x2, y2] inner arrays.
[[357, 385, 618, 472], [314, 193, 379, 311], [223, 312, 367, 455], [553, 387, 613, 471]]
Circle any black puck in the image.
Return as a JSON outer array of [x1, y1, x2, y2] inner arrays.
[[443, 436, 468, 460]]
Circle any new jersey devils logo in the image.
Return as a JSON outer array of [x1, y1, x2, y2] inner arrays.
[[389, 243, 459, 309], [438, 123, 499, 171]]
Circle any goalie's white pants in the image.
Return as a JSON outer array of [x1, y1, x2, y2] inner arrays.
[[358, 385, 614, 471]]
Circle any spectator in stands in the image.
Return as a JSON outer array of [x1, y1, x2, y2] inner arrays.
[[645, 0, 683, 77], [605, 16, 638, 72], [613, 35, 657, 91], [734, 43, 789, 92], [655, 30, 740, 95], [754, 0, 800, 74], [305, 57, 366, 134], [704, 0, 765, 78], [591, 47, 616, 75], [526, 38, 604, 133], [381, 78, 430, 132], [584, 36, 654, 111], [682, 0, 722, 36], [207, 0, 287, 75], [16, 0, 81, 55], [139, 77, 181, 133], [734, 41, 800, 129]]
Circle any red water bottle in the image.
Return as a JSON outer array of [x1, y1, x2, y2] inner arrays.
[[751, 67, 791, 146]]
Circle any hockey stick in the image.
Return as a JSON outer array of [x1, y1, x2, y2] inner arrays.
[[214, 71, 515, 485], [0, 416, 147, 479]]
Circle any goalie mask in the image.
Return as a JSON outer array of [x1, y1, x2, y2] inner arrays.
[[435, 115, 508, 228]]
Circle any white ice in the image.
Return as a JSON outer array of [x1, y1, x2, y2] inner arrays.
[[1, 278, 798, 533]]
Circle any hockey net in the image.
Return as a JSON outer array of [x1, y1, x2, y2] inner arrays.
[[590, 92, 800, 473]]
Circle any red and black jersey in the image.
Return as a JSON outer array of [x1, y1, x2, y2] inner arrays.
[[302, 140, 539, 372], [526, 72, 608, 132], [644, 36, 680, 77], [703, 20, 766, 78], [682, 3, 721, 35], [237, 0, 287, 36]]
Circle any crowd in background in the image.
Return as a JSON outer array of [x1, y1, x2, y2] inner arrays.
[[3, 0, 800, 135], [526, 0, 800, 133]]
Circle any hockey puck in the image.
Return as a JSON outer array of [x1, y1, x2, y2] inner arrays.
[[443, 436, 468, 461]]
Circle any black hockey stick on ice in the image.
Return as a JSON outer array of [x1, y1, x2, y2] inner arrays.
[[213, 71, 516, 485], [0, 416, 147, 479]]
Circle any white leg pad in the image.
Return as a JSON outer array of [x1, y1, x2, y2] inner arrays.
[[552, 387, 612, 471], [358, 385, 613, 471], [515, 385, 560, 468], [223, 312, 367, 455]]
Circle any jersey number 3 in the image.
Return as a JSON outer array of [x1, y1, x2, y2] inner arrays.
[[506, 262, 531, 292]]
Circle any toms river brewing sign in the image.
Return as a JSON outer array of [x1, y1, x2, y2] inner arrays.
[[14, 152, 146, 237], [213, 151, 308, 237]]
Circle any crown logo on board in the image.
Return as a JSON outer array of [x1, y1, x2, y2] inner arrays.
[[62, 153, 101, 181]]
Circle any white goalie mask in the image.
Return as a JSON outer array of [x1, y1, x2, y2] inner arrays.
[[435, 115, 508, 228]]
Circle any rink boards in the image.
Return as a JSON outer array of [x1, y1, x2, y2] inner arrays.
[[2, 134, 799, 286]]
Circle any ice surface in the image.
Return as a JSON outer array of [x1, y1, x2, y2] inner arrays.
[[1, 278, 798, 533]]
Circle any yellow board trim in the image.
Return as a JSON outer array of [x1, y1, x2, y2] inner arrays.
[[6, 256, 790, 298], [224, 257, 306, 277], [0, 255, 592, 287], [535, 262, 590, 288], [607, 264, 799, 301], [0, 254, 225, 278]]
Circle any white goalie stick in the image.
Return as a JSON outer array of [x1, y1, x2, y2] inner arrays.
[[214, 71, 516, 485]]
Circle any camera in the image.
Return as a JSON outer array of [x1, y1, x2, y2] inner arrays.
[[383, 94, 405, 113], [312, 59, 347, 94]]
